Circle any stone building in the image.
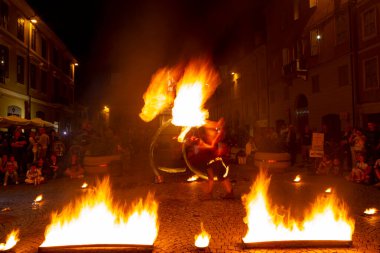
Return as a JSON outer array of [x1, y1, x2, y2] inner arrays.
[[0, 0, 78, 131]]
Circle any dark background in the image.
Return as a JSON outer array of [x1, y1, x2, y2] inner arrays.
[[26, 0, 265, 122]]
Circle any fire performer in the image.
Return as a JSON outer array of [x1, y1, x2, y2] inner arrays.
[[190, 118, 233, 199]]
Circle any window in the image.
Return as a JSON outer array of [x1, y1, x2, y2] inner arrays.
[[17, 18, 25, 41], [41, 37, 47, 59], [30, 64, 37, 89], [362, 8, 377, 39], [0, 1, 8, 30], [363, 57, 379, 90], [31, 27, 36, 50], [309, 0, 317, 8], [310, 29, 320, 56], [41, 70, 47, 93], [17, 56, 24, 84], [338, 65, 349, 87], [0, 44, 9, 83], [294, 0, 300, 20], [311, 75, 320, 93], [335, 13, 348, 45]]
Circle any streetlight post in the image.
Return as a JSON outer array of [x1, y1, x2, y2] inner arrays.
[[26, 17, 37, 119]]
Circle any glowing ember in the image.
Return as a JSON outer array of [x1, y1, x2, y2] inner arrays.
[[40, 177, 158, 247], [187, 175, 199, 182], [364, 208, 377, 215], [325, 188, 332, 193], [194, 222, 210, 248], [242, 169, 354, 243], [293, 175, 301, 182], [35, 194, 43, 202], [81, 182, 88, 189], [0, 229, 19, 251]]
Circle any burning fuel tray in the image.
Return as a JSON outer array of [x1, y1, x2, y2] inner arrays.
[[242, 240, 352, 249], [38, 244, 153, 253]]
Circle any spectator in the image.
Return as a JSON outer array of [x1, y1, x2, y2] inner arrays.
[[27, 131, 38, 163], [46, 154, 60, 179], [3, 155, 19, 186], [349, 128, 366, 169], [374, 158, 380, 187], [10, 129, 27, 175], [25, 163, 44, 185], [347, 153, 370, 183], [365, 122, 380, 165], [64, 153, 85, 179], [38, 128, 50, 159], [301, 125, 312, 164], [316, 154, 332, 175]]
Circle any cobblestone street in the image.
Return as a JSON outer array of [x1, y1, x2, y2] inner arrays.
[[1, 156, 380, 253]]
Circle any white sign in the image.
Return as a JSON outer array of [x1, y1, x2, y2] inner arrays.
[[310, 133, 324, 157]]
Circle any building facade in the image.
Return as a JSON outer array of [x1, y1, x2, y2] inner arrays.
[[0, 0, 78, 131]]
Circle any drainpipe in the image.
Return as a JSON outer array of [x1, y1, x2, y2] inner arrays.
[[348, 0, 358, 127]]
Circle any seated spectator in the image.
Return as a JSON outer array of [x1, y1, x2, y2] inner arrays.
[[46, 154, 60, 179], [331, 156, 342, 176], [0, 154, 7, 183], [347, 153, 371, 183], [25, 163, 44, 185], [64, 153, 84, 179], [3, 155, 19, 186], [316, 154, 332, 175], [36, 158, 48, 179]]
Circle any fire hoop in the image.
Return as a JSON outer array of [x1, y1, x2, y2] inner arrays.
[[149, 119, 209, 181]]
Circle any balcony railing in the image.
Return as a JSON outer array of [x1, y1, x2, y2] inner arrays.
[[282, 58, 308, 80]]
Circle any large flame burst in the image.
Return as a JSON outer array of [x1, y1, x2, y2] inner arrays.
[[0, 229, 19, 251], [40, 177, 158, 247], [139, 58, 220, 141], [242, 170, 355, 243]]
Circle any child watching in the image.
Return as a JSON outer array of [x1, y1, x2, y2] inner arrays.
[[3, 155, 19, 186], [316, 154, 332, 175], [25, 163, 44, 185], [348, 153, 370, 183]]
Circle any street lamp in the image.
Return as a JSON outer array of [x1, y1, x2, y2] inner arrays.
[[26, 17, 37, 119]]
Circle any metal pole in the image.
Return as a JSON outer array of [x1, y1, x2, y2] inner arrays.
[[26, 19, 31, 119]]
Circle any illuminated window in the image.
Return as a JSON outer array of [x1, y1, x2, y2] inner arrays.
[[31, 27, 36, 50], [0, 1, 8, 30], [362, 8, 377, 40], [294, 0, 300, 20], [0, 44, 9, 83], [309, 0, 317, 8], [310, 29, 320, 56], [363, 57, 379, 90], [17, 18, 24, 41]]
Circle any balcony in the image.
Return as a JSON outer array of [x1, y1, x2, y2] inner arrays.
[[282, 58, 308, 80]]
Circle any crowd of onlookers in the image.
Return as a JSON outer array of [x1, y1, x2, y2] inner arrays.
[[0, 126, 85, 186]]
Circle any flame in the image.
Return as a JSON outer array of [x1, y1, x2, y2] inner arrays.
[[364, 208, 377, 215], [0, 229, 19, 251], [187, 175, 199, 182], [139, 67, 180, 122], [139, 58, 220, 142], [81, 182, 88, 189], [35, 194, 43, 202], [242, 169, 354, 243], [171, 59, 219, 141], [293, 175, 301, 182], [194, 222, 210, 248], [325, 187, 332, 193], [40, 177, 158, 247]]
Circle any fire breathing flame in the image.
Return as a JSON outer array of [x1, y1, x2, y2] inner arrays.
[[171, 59, 220, 142], [40, 177, 158, 247], [187, 175, 199, 182], [325, 187, 332, 193], [81, 182, 88, 189], [364, 208, 377, 215], [35, 194, 43, 202], [139, 66, 182, 122], [194, 222, 210, 248], [293, 175, 301, 182], [0, 229, 19, 251], [242, 169, 354, 243]]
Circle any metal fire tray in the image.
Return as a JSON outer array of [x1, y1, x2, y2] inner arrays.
[[242, 240, 352, 249], [38, 244, 154, 253]]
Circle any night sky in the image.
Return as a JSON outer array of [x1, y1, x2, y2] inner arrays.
[[26, 0, 265, 124]]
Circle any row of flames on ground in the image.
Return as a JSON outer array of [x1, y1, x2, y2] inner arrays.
[[3, 171, 379, 251]]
